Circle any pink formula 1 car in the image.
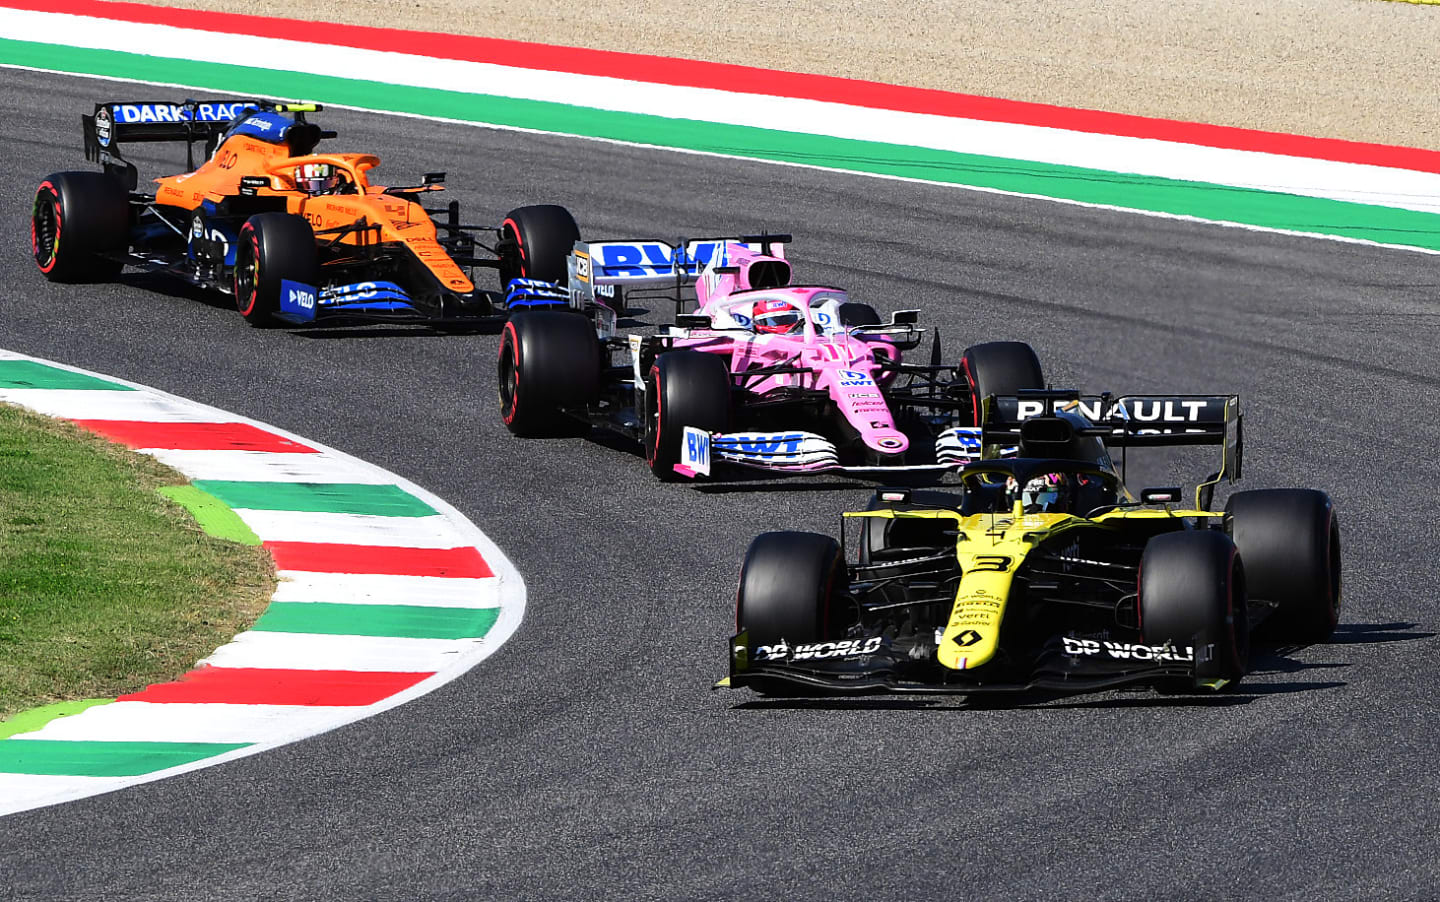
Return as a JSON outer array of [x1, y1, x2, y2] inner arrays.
[[497, 235, 1044, 481]]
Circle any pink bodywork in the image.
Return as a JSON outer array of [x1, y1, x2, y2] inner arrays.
[[673, 243, 909, 459]]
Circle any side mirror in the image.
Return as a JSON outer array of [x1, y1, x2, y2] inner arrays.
[[890, 309, 920, 326], [675, 314, 712, 330], [1140, 487, 1183, 504], [423, 172, 446, 185]]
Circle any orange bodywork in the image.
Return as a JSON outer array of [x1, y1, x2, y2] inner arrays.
[[152, 133, 473, 294]]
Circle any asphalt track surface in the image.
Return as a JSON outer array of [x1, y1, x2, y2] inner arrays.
[[3, 70, 1440, 901]]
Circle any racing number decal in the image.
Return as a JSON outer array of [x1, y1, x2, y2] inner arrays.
[[970, 555, 1012, 573], [216, 149, 238, 170]]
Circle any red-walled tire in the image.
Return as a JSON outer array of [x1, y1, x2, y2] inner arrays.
[[498, 311, 600, 436], [644, 350, 731, 481], [31, 172, 128, 283], [233, 213, 318, 328], [498, 205, 579, 289], [960, 341, 1044, 426], [1140, 529, 1249, 691]]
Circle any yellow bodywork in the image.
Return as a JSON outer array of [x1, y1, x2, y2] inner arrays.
[[847, 502, 1221, 671]]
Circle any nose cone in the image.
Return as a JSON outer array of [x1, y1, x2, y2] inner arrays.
[[864, 430, 909, 455]]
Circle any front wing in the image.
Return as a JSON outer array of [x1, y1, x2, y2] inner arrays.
[[721, 632, 1221, 695]]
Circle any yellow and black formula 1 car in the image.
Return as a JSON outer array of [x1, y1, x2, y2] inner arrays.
[[722, 391, 1341, 697]]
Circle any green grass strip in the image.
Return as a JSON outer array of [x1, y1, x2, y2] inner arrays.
[[0, 359, 133, 391], [0, 739, 248, 776], [5, 38, 1440, 251], [190, 479, 436, 517], [0, 404, 274, 721], [0, 698, 112, 741], [252, 601, 499, 639], [157, 485, 262, 545]]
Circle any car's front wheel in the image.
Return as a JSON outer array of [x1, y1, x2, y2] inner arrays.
[[1139, 529, 1249, 691], [736, 530, 845, 696], [233, 212, 318, 328]]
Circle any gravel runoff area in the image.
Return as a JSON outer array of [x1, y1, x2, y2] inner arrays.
[[146, 0, 1440, 151]]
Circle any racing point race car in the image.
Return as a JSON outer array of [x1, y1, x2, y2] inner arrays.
[[31, 97, 580, 327], [721, 390, 1343, 697], [497, 234, 1045, 481]]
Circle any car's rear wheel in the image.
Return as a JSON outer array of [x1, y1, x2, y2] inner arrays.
[[498, 204, 580, 289], [1225, 489, 1341, 643], [233, 212, 318, 328], [31, 171, 128, 283], [497, 311, 601, 436], [960, 341, 1045, 424], [644, 350, 731, 481], [1139, 529, 1249, 691], [736, 531, 845, 696]]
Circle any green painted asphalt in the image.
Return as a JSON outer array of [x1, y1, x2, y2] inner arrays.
[[0, 739, 248, 776], [252, 602, 500, 638], [0, 359, 132, 390], [190, 480, 437, 517], [4, 38, 1439, 251]]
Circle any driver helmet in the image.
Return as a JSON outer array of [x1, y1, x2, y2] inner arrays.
[[1007, 472, 1072, 514], [295, 162, 340, 195], [752, 298, 805, 335]]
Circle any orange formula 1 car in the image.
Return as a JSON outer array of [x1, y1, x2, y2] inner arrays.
[[31, 98, 581, 327]]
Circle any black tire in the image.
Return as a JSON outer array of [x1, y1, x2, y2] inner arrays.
[[32, 171, 129, 283], [1139, 529, 1249, 689], [1225, 489, 1341, 643], [233, 213, 319, 328], [497, 311, 601, 436], [837, 302, 881, 328], [737, 531, 844, 695], [498, 204, 580, 288], [644, 350, 731, 481], [960, 341, 1045, 425]]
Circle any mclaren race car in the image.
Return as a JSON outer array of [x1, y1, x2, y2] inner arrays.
[[722, 391, 1342, 696], [31, 97, 580, 327], [497, 235, 1044, 481]]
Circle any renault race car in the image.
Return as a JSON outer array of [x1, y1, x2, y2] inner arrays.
[[721, 390, 1342, 697], [31, 97, 580, 327], [497, 235, 1045, 481]]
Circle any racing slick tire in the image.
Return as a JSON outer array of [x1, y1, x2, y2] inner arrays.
[[960, 341, 1045, 425], [1225, 489, 1341, 643], [498, 205, 580, 289], [736, 531, 844, 696], [1139, 529, 1249, 691], [233, 213, 319, 328], [498, 310, 601, 436], [644, 350, 731, 482], [32, 171, 129, 283], [837, 302, 882, 328]]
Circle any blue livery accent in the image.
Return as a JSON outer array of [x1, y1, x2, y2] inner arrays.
[[110, 102, 253, 125], [594, 241, 730, 280], [503, 277, 569, 310], [227, 111, 293, 144], [320, 281, 411, 307], [714, 434, 808, 456], [277, 279, 318, 323]]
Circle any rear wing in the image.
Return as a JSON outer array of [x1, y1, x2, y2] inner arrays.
[[565, 234, 785, 309], [981, 390, 1243, 506], [83, 98, 326, 187]]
